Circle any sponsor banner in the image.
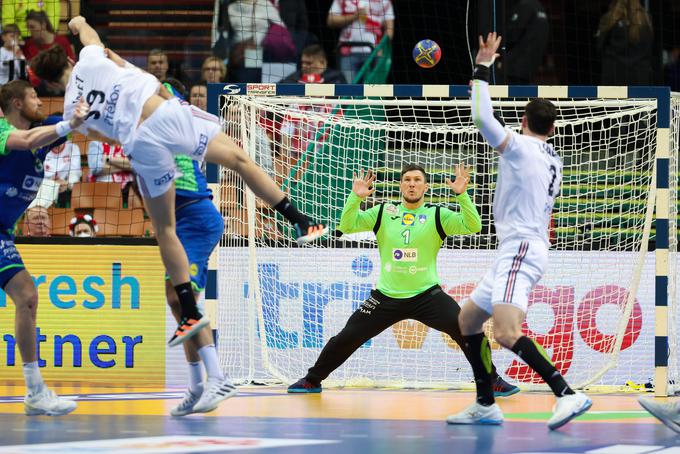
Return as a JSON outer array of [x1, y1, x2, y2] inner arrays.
[[220, 247, 666, 386], [0, 436, 338, 454], [0, 245, 166, 385]]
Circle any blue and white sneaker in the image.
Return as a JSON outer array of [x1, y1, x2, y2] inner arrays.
[[446, 402, 503, 425], [287, 378, 322, 393], [547, 391, 592, 430]]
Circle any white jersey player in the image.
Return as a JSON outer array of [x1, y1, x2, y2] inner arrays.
[[31, 16, 326, 415], [446, 32, 591, 430]]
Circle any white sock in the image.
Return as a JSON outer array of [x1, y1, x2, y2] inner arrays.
[[188, 361, 203, 394], [23, 362, 44, 394], [197, 344, 224, 381]]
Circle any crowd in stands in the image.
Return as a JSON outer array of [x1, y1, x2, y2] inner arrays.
[[0, 0, 678, 240]]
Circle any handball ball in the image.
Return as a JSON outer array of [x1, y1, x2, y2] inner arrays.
[[413, 39, 441, 68]]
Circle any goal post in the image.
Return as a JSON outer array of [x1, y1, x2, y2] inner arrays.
[[207, 83, 677, 393]]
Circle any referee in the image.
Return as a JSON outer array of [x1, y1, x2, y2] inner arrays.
[[288, 164, 518, 396]]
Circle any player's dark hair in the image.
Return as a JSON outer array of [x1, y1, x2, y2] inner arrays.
[[525, 98, 557, 136], [400, 164, 428, 182], [0, 79, 33, 113], [31, 45, 68, 82]]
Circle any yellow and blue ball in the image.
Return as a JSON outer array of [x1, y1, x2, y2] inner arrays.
[[412, 39, 441, 68]]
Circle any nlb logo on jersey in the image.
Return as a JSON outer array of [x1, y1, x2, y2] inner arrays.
[[393, 248, 417, 262], [21, 175, 42, 191], [401, 213, 415, 226]]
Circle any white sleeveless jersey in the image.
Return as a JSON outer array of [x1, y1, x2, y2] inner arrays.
[[493, 131, 562, 247], [63, 45, 159, 147]]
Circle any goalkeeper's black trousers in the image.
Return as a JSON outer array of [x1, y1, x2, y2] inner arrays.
[[304, 284, 499, 383]]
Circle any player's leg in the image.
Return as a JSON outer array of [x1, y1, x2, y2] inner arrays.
[[491, 240, 591, 430], [203, 132, 325, 244], [288, 290, 406, 393], [446, 268, 504, 425], [410, 286, 519, 397], [3, 269, 76, 416]]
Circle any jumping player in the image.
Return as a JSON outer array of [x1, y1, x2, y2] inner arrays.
[[446, 32, 591, 430], [30, 16, 326, 349], [0, 79, 88, 415], [287, 165, 519, 398]]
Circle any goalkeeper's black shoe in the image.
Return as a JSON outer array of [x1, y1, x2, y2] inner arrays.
[[293, 220, 327, 245], [168, 316, 210, 347], [287, 378, 322, 393], [493, 376, 520, 397]]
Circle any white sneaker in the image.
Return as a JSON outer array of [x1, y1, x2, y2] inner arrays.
[[547, 391, 592, 430], [639, 397, 680, 433], [446, 402, 503, 425], [192, 377, 237, 413], [170, 384, 204, 417], [24, 386, 77, 416]]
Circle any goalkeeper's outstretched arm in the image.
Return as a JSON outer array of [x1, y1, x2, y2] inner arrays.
[[470, 32, 511, 153], [338, 170, 381, 234]]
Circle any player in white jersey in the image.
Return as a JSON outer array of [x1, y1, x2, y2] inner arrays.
[[31, 17, 327, 350], [446, 33, 591, 430]]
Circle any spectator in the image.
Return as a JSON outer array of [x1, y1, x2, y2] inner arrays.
[[228, 0, 290, 82], [280, 44, 347, 84], [69, 214, 98, 238], [189, 84, 208, 111], [500, 0, 549, 85], [44, 139, 81, 207], [272, 0, 314, 53], [201, 56, 227, 83], [147, 49, 169, 80], [327, 0, 394, 83], [24, 206, 51, 237], [2, 1, 60, 39], [87, 141, 135, 204], [596, 0, 653, 85], [22, 10, 75, 62], [665, 47, 680, 91], [1, 24, 26, 84]]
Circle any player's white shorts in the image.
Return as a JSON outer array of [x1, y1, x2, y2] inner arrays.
[[127, 98, 221, 199], [469, 239, 548, 314]]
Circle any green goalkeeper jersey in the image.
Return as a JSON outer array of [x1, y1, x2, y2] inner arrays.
[[338, 191, 482, 298]]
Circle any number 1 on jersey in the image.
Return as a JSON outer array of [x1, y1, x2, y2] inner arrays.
[[401, 229, 410, 244]]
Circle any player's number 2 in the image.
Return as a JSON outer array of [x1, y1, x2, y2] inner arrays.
[[84, 89, 106, 121], [548, 165, 557, 197]]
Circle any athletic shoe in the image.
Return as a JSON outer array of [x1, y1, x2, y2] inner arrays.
[[24, 386, 77, 416], [168, 316, 211, 347], [639, 397, 680, 433], [170, 384, 204, 417], [493, 376, 520, 398], [446, 402, 504, 425], [192, 377, 238, 413], [294, 220, 327, 245], [547, 391, 592, 430], [287, 378, 322, 393]]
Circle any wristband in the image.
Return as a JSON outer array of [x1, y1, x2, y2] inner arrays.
[[55, 120, 72, 137], [472, 64, 490, 83]]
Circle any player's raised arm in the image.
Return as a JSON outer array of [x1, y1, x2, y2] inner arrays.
[[442, 164, 482, 235], [471, 32, 511, 153], [338, 170, 381, 234], [5, 99, 89, 150], [68, 16, 104, 48]]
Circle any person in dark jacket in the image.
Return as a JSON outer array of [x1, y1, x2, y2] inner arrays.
[[501, 0, 550, 85], [280, 44, 347, 84]]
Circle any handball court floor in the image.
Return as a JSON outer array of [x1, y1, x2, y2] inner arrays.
[[0, 385, 678, 454]]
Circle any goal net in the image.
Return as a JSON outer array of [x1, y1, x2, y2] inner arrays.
[[216, 85, 675, 392]]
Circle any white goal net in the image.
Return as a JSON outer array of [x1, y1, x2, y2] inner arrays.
[[216, 87, 676, 392]]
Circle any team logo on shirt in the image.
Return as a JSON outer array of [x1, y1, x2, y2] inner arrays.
[[385, 204, 398, 215], [21, 176, 42, 191], [34, 159, 43, 173], [392, 248, 417, 262], [4, 187, 17, 197], [401, 213, 415, 226], [418, 214, 427, 224], [190, 263, 198, 276]]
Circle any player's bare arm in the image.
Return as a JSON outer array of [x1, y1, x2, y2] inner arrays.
[[68, 16, 104, 47], [6, 98, 89, 150], [471, 32, 511, 153]]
